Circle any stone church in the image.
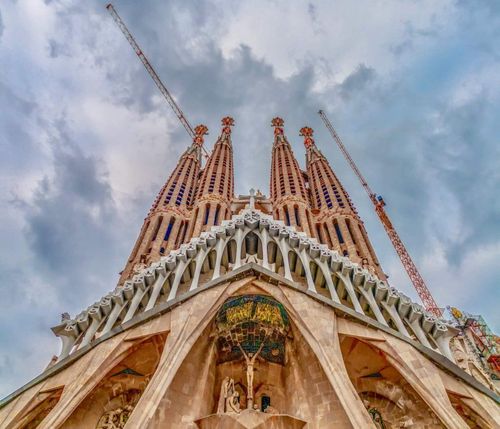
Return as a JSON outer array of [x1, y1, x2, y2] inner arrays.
[[0, 117, 499, 428]]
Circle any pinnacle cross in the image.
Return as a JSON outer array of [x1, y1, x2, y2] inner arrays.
[[299, 126, 315, 148]]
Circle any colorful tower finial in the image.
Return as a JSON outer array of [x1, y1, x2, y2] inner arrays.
[[193, 124, 209, 146], [221, 116, 235, 135], [271, 117, 284, 136], [299, 126, 314, 148]]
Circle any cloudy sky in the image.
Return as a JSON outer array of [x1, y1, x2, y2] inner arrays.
[[1, 0, 499, 398]]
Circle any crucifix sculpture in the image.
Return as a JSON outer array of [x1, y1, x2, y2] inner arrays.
[[237, 339, 267, 409]]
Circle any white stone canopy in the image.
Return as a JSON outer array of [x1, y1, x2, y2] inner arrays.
[[52, 208, 456, 363]]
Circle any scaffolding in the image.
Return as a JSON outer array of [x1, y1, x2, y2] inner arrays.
[[448, 306, 500, 377]]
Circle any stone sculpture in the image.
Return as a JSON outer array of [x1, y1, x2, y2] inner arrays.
[[238, 340, 267, 409], [96, 404, 134, 429], [217, 377, 240, 414]]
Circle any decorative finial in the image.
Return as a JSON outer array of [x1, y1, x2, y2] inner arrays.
[[193, 124, 208, 146], [299, 126, 314, 148], [249, 188, 255, 209], [221, 116, 235, 135], [271, 117, 284, 136]]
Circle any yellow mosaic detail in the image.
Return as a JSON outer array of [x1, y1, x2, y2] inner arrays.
[[226, 302, 253, 325], [254, 303, 284, 329]]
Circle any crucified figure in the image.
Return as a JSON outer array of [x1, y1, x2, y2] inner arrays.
[[237, 338, 267, 409]]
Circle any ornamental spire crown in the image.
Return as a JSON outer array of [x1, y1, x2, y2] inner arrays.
[[271, 117, 285, 138], [221, 116, 235, 132], [299, 126, 315, 149], [193, 124, 208, 147]]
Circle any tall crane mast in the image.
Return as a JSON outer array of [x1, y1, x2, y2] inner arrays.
[[106, 4, 209, 158], [318, 110, 442, 317]]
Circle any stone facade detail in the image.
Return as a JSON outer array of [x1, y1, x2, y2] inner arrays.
[[1, 118, 499, 429]]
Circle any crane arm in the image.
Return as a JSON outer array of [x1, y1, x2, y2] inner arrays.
[[318, 110, 441, 317], [318, 110, 377, 204], [107, 5, 210, 160], [375, 205, 441, 317]]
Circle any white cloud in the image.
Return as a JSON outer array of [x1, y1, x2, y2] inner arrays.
[[218, 0, 455, 83]]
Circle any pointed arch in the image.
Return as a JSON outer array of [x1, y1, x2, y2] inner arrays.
[[54, 334, 167, 428]]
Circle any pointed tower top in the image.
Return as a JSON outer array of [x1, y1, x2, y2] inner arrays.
[[299, 126, 315, 148]]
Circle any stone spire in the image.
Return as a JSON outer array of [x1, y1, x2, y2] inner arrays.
[[188, 117, 235, 239], [301, 126, 385, 278], [269, 117, 314, 237], [118, 125, 208, 284]]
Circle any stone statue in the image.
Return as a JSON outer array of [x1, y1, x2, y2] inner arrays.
[[227, 388, 241, 414], [217, 377, 240, 414], [96, 404, 134, 429], [237, 341, 266, 409]]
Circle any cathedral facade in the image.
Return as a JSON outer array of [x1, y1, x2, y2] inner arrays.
[[1, 118, 499, 428]]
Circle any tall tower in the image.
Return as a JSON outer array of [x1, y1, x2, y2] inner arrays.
[[301, 126, 385, 279], [270, 117, 314, 237], [118, 124, 208, 284], [188, 117, 235, 239], [3, 115, 498, 429]]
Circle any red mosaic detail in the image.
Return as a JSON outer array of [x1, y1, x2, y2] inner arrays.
[[193, 124, 208, 146], [221, 116, 235, 135], [300, 126, 314, 148], [271, 117, 284, 136]]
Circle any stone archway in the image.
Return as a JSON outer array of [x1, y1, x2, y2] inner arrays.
[[447, 391, 493, 428], [58, 333, 167, 429], [8, 387, 63, 429], [143, 291, 355, 428], [339, 335, 446, 428]]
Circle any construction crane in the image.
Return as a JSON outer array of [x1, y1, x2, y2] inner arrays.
[[106, 4, 209, 158], [318, 110, 442, 317]]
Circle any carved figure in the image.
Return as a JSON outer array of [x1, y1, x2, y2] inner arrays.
[[238, 340, 267, 409], [96, 404, 134, 429], [226, 388, 241, 413], [217, 377, 240, 414]]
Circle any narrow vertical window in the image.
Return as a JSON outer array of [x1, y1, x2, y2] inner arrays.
[[334, 219, 344, 244], [306, 211, 314, 237], [345, 219, 357, 245], [324, 223, 333, 247], [284, 206, 291, 226], [203, 204, 210, 225], [214, 204, 221, 225], [164, 218, 175, 242], [294, 205, 301, 226], [180, 221, 188, 244], [151, 216, 164, 242], [315, 224, 323, 244], [175, 221, 185, 247]]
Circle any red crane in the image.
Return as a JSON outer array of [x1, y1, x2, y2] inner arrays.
[[106, 4, 209, 158], [318, 110, 442, 317]]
